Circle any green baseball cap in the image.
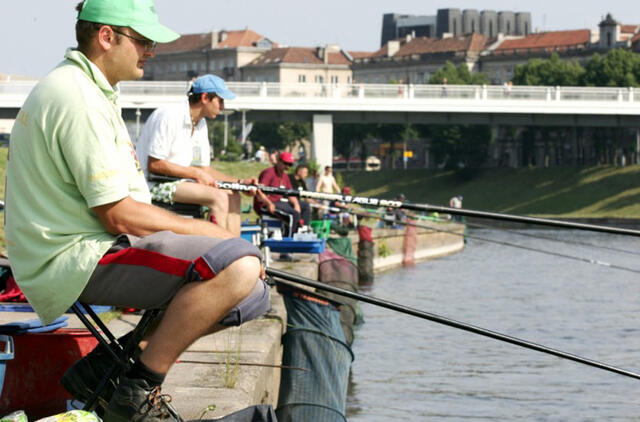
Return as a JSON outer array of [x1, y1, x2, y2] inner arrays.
[[78, 0, 179, 43]]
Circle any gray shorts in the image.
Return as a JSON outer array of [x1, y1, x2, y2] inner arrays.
[[80, 231, 263, 313]]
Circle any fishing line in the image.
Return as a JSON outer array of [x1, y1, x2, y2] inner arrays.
[[267, 268, 640, 381]]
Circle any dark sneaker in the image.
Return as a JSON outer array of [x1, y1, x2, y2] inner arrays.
[[61, 332, 135, 411], [104, 376, 182, 421]]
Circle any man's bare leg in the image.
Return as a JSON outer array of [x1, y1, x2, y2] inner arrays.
[[139, 255, 260, 374], [173, 181, 231, 232], [225, 191, 242, 237]]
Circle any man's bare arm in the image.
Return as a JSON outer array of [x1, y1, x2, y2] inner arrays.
[[148, 157, 214, 186], [93, 196, 234, 239]]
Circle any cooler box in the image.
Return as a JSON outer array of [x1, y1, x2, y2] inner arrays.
[[263, 237, 326, 254], [0, 329, 98, 419], [240, 225, 261, 244]]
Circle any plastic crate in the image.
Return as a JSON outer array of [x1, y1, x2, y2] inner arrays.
[[263, 237, 326, 254], [310, 220, 331, 239]]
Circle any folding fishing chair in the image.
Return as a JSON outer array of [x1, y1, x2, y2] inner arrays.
[[68, 303, 162, 412]]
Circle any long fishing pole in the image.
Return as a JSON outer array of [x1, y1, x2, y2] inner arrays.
[[329, 204, 640, 275], [216, 181, 640, 237], [349, 204, 640, 260], [266, 267, 640, 381]]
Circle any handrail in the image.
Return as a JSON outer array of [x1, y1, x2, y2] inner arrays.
[[0, 80, 637, 103]]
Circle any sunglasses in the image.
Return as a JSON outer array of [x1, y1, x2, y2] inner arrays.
[[110, 26, 157, 53]]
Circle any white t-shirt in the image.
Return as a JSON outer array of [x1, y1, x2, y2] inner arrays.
[[136, 101, 211, 185]]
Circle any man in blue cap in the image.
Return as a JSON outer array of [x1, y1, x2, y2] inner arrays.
[[5, 1, 269, 420], [137, 74, 254, 237]]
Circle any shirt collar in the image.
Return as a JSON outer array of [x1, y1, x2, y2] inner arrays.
[[64, 48, 120, 103]]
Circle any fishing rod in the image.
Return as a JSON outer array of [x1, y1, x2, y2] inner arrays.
[[352, 205, 640, 259], [266, 267, 640, 381], [329, 204, 640, 275], [216, 181, 640, 237]]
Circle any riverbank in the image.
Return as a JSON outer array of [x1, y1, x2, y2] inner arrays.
[[341, 165, 640, 219]]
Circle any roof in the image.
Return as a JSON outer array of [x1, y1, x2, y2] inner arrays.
[[494, 29, 591, 51], [156, 29, 272, 54], [621, 25, 640, 34], [246, 47, 353, 66], [370, 33, 487, 59], [348, 51, 375, 59]]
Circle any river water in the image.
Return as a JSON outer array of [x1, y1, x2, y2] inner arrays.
[[347, 228, 640, 421]]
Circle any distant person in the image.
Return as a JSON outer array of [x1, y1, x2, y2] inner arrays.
[[254, 145, 266, 163], [291, 163, 309, 191], [306, 169, 320, 192], [449, 195, 463, 221], [441, 77, 448, 98], [268, 149, 278, 166], [243, 139, 253, 161], [254, 152, 310, 235], [316, 165, 340, 194]]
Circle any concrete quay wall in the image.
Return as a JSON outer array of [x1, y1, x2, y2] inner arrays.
[[351, 221, 466, 273]]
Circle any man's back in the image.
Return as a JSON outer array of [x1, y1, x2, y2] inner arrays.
[[6, 50, 150, 324]]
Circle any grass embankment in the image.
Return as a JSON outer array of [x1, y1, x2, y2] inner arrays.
[[341, 166, 640, 219]]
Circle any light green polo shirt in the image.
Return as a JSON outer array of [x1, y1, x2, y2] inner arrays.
[[5, 49, 151, 324]]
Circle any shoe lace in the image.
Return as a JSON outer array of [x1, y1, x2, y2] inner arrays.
[[142, 386, 175, 418]]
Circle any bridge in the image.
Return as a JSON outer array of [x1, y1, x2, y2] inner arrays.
[[2, 81, 639, 166]]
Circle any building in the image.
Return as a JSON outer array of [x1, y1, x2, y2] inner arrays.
[[145, 29, 277, 81], [353, 33, 487, 84], [242, 44, 356, 84], [368, 13, 639, 86], [381, 9, 531, 46]]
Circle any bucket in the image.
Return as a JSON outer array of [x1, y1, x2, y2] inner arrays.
[[0, 335, 14, 397], [0, 329, 98, 419], [310, 220, 331, 239]]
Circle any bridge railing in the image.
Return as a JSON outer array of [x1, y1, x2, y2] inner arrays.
[[0, 80, 637, 104]]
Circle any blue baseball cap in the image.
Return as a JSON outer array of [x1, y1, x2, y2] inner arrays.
[[191, 75, 236, 100]]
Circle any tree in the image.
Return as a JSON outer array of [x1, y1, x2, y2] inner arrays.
[[207, 120, 242, 161], [369, 123, 417, 169], [581, 49, 640, 87], [429, 61, 489, 85], [511, 53, 583, 86], [426, 125, 491, 169], [249, 121, 311, 151], [333, 123, 375, 169]]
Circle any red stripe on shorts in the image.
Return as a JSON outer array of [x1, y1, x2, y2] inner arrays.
[[192, 257, 216, 280], [98, 248, 193, 277]]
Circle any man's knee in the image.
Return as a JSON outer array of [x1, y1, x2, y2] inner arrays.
[[220, 279, 270, 326]]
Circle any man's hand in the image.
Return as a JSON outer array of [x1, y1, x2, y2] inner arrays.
[[239, 177, 258, 196], [267, 201, 276, 214], [194, 168, 217, 187], [293, 203, 301, 213]]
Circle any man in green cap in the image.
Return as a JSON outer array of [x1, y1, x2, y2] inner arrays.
[[5, 1, 269, 421]]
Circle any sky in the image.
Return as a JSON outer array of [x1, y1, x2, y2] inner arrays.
[[1, 1, 639, 78]]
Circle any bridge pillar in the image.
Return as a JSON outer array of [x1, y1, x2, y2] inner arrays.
[[311, 114, 333, 169]]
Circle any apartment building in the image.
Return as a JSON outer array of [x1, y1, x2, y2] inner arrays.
[[241, 44, 356, 84], [144, 29, 277, 81]]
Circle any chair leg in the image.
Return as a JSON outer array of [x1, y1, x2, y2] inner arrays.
[[71, 303, 161, 411]]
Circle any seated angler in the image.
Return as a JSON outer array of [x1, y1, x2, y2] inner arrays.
[[5, 1, 269, 420], [136, 74, 255, 237], [254, 152, 311, 236]]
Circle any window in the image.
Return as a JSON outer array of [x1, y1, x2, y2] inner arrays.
[[489, 22, 494, 37], [330, 75, 339, 84], [507, 22, 511, 34], [179, 62, 187, 71], [170, 63, 177, 73], [209, 59, 216, 69], [347, 76, 352, 84], [315, 75, 324, 83], [298, 74, 306, 83]]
